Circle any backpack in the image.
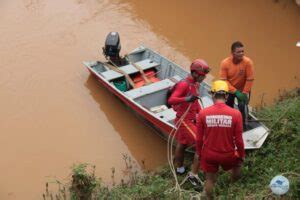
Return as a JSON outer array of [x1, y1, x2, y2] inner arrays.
[[166, 79, 191, 108]]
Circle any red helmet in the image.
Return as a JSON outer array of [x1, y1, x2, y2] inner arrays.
[[190, 59, 210, 75]]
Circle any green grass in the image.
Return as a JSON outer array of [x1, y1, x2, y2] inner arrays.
[[215, 90, 300, 199], [43, 90, 300, 199]]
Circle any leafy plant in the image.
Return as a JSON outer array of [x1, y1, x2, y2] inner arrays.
[[43, 89, 300, 199]]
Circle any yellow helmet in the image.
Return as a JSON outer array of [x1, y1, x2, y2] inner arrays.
[[211, 80, 229, 93]]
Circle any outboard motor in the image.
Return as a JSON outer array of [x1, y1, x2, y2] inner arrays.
[[103, 32, 121, 58]]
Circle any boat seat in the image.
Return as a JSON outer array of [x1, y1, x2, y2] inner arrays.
[[153, 108, 176, 122], [101, 59, 160, 81], [124, 78, 176, 99]]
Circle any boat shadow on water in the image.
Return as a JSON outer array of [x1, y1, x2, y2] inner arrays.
[[84, 75, 167, 170]]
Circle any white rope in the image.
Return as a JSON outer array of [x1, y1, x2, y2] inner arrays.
[[165, 104, 192, 195], [165, 98, 206, 196]]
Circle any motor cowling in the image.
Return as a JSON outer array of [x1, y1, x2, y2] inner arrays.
[[103, 32, 121, 58]]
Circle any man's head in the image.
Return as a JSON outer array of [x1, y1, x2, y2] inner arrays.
[[231, 41, 244, 62], [190, 59, 210, 83], [210, 80, 229, 102]]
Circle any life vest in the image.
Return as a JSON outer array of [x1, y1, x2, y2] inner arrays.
[[132, 69, 160, 88]]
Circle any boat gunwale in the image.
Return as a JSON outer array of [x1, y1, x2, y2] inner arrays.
[[84, 61, 176, 130], [84, 45, 270, 149]]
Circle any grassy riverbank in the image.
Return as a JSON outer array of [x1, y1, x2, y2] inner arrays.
[[44, 89, 299, 199]]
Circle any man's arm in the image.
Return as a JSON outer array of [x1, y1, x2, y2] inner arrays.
[[219, 61, 237, 93], [242, 60, 254, 94], [196, 112, 205, 157], [234, 111, 245, 158], [168, 81, 189, 105]]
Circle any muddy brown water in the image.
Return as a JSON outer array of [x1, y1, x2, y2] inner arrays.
[[0, 0, 299, 199]]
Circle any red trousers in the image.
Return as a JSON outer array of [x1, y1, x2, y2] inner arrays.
[[175, 118, 197, 146], [200, 148, 241, 173]]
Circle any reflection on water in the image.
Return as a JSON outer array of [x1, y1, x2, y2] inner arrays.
[[0, 0, 172, 199], [0, 0, 299, 199], [84, 75, 167, 170], [122, 0, 300, 105]]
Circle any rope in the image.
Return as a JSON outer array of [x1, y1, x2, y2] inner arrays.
[[102, 60, 136, 88], [165, 103, 204, 196], [165, 104, 192, 194], [124, 56, 152, 85]]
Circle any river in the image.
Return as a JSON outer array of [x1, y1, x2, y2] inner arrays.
[[0, 0, 299, 199]]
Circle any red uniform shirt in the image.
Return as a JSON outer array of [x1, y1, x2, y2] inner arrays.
[[168, 76, 201, 120], [196, 102, 245, 158]]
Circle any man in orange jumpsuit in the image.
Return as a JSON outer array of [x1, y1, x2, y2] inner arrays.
[[197, 80, 245, 199], [219, 41, 254, 128], [168, 59, 210, 185]]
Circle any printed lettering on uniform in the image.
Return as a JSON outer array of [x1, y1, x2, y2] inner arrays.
[[206, 115, 232, 127]]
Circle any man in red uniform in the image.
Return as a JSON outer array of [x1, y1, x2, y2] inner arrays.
[[219, 41, 254, 128], [196, 80, 245, 199], [168, 59, 210, 185]]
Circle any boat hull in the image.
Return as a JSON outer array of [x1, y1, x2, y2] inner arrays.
[[88, 68, 174, 140], [84, 46, 269, 149]]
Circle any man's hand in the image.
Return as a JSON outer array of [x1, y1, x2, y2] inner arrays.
[[235, 90, 248, 102], [238, 157, 245, 166], [185, 95, 198, 102], [234, 151, 244, 161], [242, 92, 248, 103]]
